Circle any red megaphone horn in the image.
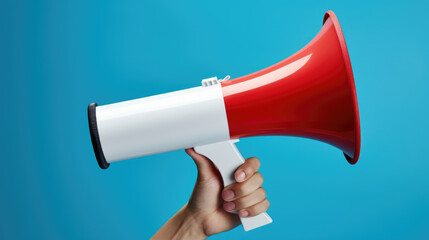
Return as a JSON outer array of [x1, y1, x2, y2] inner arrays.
[[221, 10, 360, 164]]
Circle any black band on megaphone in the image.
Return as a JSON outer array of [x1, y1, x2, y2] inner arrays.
[[88, 102, 110, 169]]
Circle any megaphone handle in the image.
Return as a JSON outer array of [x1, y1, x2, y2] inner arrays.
[[194, 140, 273, 231]]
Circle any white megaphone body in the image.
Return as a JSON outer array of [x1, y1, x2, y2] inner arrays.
[[88, 10, 361, 231]]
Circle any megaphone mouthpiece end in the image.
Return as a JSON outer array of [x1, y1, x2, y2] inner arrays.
[[88, 102, 110, 169]]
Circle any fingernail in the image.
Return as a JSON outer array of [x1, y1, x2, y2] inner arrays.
[[222, 189, 235, 201], [239, 210, 249, 217], [223, 202, 235, 211], [236, 171, 246, 182]]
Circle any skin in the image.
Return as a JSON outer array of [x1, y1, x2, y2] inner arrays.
[[151, 148, 270, 239]]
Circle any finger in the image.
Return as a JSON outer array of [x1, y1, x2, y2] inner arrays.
[[222, 172, 263, 201], [235, 157, 260, 182], [238, 199, 270, 218], [185, 148, 215, 179], [223, 188, 266, 212]]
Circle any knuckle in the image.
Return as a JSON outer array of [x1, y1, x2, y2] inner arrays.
[[234, 173, 264, 197], [259, 187, 267, 199], [256, 172, 264, 183], [245, 157, 260, 170], [252, 172, 263, 186], [250, 199, 269, 215], [233, 183, 246, 197], [251, 157, 261, 167], [236, 188, 267, 210], [247, 206, 259, 216], [262, 200, 270, 212], [248, 156, 260, 164], [242, 182, 254, 195], [234, 198, 246, 210]]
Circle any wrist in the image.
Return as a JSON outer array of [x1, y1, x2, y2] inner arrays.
[[152, 204, 208, 240], [174, 205, 208, 240]]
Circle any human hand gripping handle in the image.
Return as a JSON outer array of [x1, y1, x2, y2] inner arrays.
[[194, 140, 272, 231], [152, 139, 271, 239]]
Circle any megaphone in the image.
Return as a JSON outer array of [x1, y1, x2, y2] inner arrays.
[[88, 10, 360, 231]]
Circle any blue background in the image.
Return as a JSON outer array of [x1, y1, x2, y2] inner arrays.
[[1, 0, 428, 239]]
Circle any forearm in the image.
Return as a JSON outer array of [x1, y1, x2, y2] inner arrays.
[[151, 204, 208, 240]]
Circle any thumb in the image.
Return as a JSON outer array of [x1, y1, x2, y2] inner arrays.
[[185, 148, 217, 180]]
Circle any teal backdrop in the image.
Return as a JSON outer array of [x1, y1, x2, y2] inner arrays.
[[1, 0, 428, 239]]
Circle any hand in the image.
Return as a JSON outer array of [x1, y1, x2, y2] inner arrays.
[[185, 147, 269, 236], [151, 148, 269, 239]]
